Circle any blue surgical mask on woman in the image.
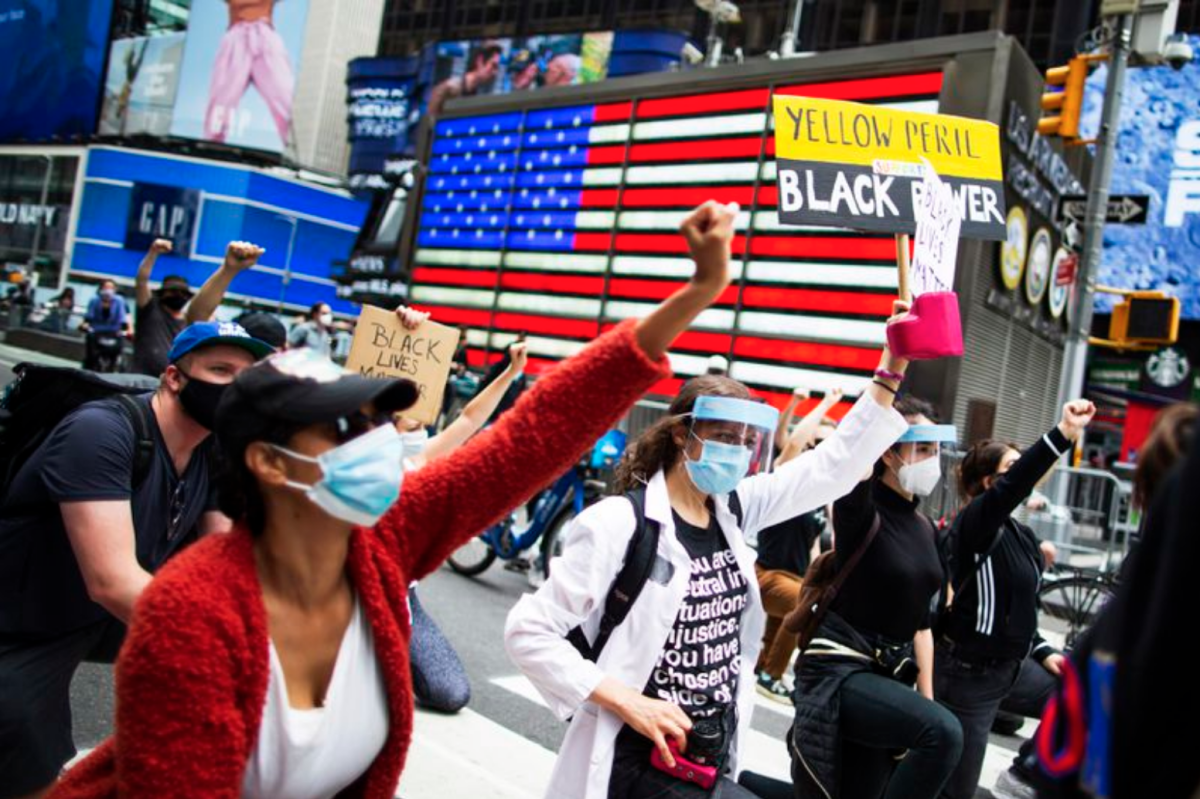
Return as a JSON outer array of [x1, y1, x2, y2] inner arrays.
[[274, 423, 406, 526], [683, 434, 752, 495]]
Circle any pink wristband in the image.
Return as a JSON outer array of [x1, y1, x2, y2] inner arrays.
[[874, 367, 905, 383]]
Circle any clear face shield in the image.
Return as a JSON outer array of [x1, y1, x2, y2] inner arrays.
[[890, 424, 957, 497], [680, 395, 780, 495]]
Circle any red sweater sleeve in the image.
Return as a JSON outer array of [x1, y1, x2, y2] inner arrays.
[[378, 319, 670, 581]]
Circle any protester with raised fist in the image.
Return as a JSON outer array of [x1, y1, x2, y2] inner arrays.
[[48, 201, 741, 799], [789, 394, 964, 799], [935, 400, 1095, 799], [505, 202, 917, 799], [132, 238, 193, 377]]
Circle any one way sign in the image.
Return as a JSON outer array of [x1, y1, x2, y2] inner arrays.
[[1056, 194, 1150, 225]]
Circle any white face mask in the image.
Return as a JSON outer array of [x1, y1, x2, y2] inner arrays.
[[400, 429, 428, 456], [896, 454, 941, 497], [318, 312, 334, 327]]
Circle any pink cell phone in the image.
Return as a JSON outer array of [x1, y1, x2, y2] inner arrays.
[[649, 739, 718, 790]]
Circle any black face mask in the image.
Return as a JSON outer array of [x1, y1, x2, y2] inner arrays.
[[176, 369, 228, 431], [160, 293, 189, 311]]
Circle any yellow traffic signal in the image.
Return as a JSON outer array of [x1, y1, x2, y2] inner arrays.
[[1109, 292, 1180, 347], [1038, 58, 1088, 139]]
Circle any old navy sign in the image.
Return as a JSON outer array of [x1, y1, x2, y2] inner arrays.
[[772, 96, 1007, 240], [124, 182, 201, 258]]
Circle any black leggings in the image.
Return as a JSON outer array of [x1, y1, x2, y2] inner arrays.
[[837, 672, 963, 799], [409, 587, 471, 713]]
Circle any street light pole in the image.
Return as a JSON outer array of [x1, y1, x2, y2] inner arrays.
[[277, 215, 298, 313], [1057, 13, 1133, 407], [27, 154, 53, 278]]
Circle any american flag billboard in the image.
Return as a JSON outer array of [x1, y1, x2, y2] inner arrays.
[[410, 71, 945, 416]]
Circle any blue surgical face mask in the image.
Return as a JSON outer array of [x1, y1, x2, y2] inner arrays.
[[275, 423, 405, 526], [683, 434, 752, 496]]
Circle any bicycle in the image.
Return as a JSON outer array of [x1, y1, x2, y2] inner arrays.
[[1036, 564, 1119, 651], [447, 431, 626, 583]]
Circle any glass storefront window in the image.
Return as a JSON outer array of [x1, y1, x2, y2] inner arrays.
[[0, 154, 79, 294]]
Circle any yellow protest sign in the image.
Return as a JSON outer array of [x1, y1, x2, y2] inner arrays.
[[345, 305, 459, 425], [772, 95, 1006, 240]]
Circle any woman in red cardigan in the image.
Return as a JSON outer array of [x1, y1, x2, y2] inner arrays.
[[48, 201, 742, 799]]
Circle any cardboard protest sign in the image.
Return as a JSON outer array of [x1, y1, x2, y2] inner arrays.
[[772, 96, 1005, 240], [909, 161, 964, 296], [345, 305, 459, 425]]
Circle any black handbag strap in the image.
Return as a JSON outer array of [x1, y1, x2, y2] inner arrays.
[[810, 512, 881, 634]]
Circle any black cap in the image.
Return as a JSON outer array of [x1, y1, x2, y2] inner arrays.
[[216, 348, 419, 447], [234, 311, 288, 351]]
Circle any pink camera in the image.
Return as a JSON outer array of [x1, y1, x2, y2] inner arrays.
[[650, 739, 718, 790], [886, 291, 964, 361]]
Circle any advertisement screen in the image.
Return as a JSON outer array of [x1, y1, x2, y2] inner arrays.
[[425, 33, 613, 118], [1083, 37, 1200, 320], [170, 0, 311, 153], [100, 33, 187, 137], [0, 0, 115, 141], [412, 72, 944, 409]]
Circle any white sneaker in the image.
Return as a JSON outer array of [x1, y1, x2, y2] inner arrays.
[[992, 768, 1036, 799]]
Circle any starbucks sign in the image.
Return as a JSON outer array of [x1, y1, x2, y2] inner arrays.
[[1146, 346, 1190, 389]]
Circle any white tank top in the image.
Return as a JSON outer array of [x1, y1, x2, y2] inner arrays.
[[242, 598, 389, 799]]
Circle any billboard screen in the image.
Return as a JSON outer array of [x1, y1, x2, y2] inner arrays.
[[0, 0, 115, 141], [425, 33, 614, 118], [170, 0, 311, 153], [100, 33, 188, 137], [1083, 36, 1200, 320], [73, 148, 367, 314], [412, 72, 945, 411]]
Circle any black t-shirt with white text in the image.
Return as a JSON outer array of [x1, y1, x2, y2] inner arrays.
[[643, 511, 749, 720]]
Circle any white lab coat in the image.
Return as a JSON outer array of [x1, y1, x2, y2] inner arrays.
[[504, 393, 907, 799]]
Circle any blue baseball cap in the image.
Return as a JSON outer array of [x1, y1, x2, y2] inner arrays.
[[167, 321, 275, 364]]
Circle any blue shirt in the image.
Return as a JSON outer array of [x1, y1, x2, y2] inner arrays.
[[84, 294, 129, 334]]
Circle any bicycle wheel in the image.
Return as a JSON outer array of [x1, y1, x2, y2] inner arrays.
[[1037, 574, 1115, 650], [540, 508, 578, 579], [447, 536, 497, 576]]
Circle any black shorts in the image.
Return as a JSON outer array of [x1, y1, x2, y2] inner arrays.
[[0, 621, 123, 798]]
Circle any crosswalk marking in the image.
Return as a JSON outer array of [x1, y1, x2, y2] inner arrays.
[[401, 708, 556, 799]]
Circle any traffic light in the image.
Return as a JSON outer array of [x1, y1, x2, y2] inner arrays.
[[1109, 292, 1181, 347], [1038, 57, 1088, 139]]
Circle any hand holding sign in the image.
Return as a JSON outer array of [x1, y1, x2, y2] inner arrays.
[[346, 305, 458, 425], [909, 161, 963, 297], [885, 166, 965, 362]]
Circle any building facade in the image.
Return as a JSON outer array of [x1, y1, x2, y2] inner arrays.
[[374, 0, 1200, 70]]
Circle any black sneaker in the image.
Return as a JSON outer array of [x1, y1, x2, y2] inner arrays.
[[755, 672, 793, 705]]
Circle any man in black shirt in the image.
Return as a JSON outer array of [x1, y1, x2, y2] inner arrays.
[[0, 321, 271, 798], [132, 238, 191, 377]]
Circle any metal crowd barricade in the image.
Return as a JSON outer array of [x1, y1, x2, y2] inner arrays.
[[1018, 465, 1134, 573]]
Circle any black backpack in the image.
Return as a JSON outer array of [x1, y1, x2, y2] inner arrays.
[[0, 363, 159, 512], [566, 487, 743, 662]]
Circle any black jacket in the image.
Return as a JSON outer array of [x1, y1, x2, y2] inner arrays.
[[792, 612, 903, 799], [1037, 422, 1200, 798], [942, 427, 1071, 663]]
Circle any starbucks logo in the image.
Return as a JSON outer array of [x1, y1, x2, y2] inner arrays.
[[1146, 347, 1190, 389]]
